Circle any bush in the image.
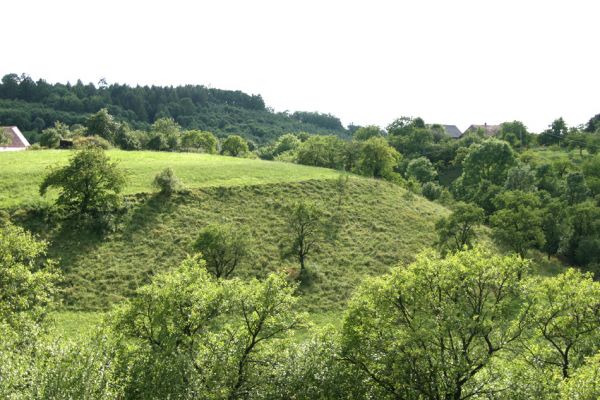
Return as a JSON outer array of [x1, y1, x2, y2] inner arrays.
[[422, 181, 443, 200], [73, 135, 112, 150], [152, 168, 183, 196]]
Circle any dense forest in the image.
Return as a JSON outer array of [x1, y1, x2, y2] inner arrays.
[[0, 73, 347, 143]]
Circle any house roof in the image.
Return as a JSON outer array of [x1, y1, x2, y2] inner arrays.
[[465, 124, 501, 137], [442, 125, 463, 139], [1, 126, 30, 148]]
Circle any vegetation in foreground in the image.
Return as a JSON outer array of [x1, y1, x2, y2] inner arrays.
[[1, 224, 599, 399]]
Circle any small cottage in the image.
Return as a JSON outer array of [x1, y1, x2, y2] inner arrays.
[[0, 126, 30, 151]]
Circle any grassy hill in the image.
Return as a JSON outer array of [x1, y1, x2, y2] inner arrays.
[[0, 150, 340, 208], [4, 150, 450, 331]]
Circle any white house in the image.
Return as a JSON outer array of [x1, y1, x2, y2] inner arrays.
[[0, 126, 30, 151]]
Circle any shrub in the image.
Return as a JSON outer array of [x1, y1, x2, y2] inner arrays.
[[421, 181, 443, 200], [152, 168, 183, 196], [73, 135, 112, 150]]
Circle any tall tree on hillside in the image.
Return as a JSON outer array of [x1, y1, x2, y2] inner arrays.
[[193, 224, 249, 279], [280, 201, 329, 275], [39, 148, 126, 217]]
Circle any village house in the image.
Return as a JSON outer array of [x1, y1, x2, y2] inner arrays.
[[0, 126, 30, 151]]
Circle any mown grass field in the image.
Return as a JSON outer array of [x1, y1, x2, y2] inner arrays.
[[0, 149, 340, 208]]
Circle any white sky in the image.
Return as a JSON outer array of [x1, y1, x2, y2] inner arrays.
[[3, 0, 599, 133]]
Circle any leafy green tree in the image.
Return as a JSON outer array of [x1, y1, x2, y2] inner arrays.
[[535, 163, 562, 196], [454, 139, 517, 212], [273, 133, 301, 156], [85, 108, 120, 143], [539, 117, 569, 146], [499, 120, 531, 149], [40, 148, 126, 216], [584, 113, 600, 133], [582, 154, 600, 196], [356, 136, 400, 178], [435, 202, 485, 253], [461, 139, 517, 186], [565, 201, 600, 266], [565, 171, 590, 205], [523, 269, 600, 379], [491, 190, 545, 258], [406, 156, 437, 183], [0, 223, 60, 330], [352, 125, 382, 141], [180, 130, 218, 153], [341, 248, 529, 400], [280, 201, 328, 273], [221, 135, 249, 157], [113, 256, 304, 399], [561, 352, 600, 399], [295, 135, 345, 169], [541, 197, 567, 258], [150, 117, 181, 151], [40, 121, 70, 148], [505, 163, 537, 191], [193, 224, 248, 279]]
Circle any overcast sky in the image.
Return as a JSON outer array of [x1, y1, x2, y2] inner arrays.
[[3, 0, 599, 132]]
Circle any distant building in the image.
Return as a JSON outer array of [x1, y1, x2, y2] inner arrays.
[[0, 126, 30, 151], [464, 123, 501, 137], [441, 125, 463, 139]]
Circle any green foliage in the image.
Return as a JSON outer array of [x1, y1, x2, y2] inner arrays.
[[435, 201, 484, 253], [85, 108, 120, 143], [73, 135, 112, 150], [180, 130, 218, 153], [565, 201, 600, 267], [499, 120, 531, 149], [39, 121, 70, 148], [341, 247, 529, 400], [352, 125, 382, 141], [193, 224, 249, 279], [112, 256, 305, 399], [421, 181, 443, 201], [564, 171, 590, 205], [39, 148, 126, 216], [152, 167, 183, 196], [561, 352, 600, 399], [406, 156, 437, 183], [0, 223, 60, 330], [280, 201, 329, 274], [295, 135, 345, 169], [491, 190, 545, 258], [461, 139, 517, 186], [505, 162, 537, 191], [221, 134, 249, 157], [356, 136, 400, 179], [523, 269, 600, 379]]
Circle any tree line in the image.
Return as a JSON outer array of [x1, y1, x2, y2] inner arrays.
[[0, 73, 347, 143]]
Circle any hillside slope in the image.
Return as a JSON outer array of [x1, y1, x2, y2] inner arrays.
[[24, 178, 448, 312]]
